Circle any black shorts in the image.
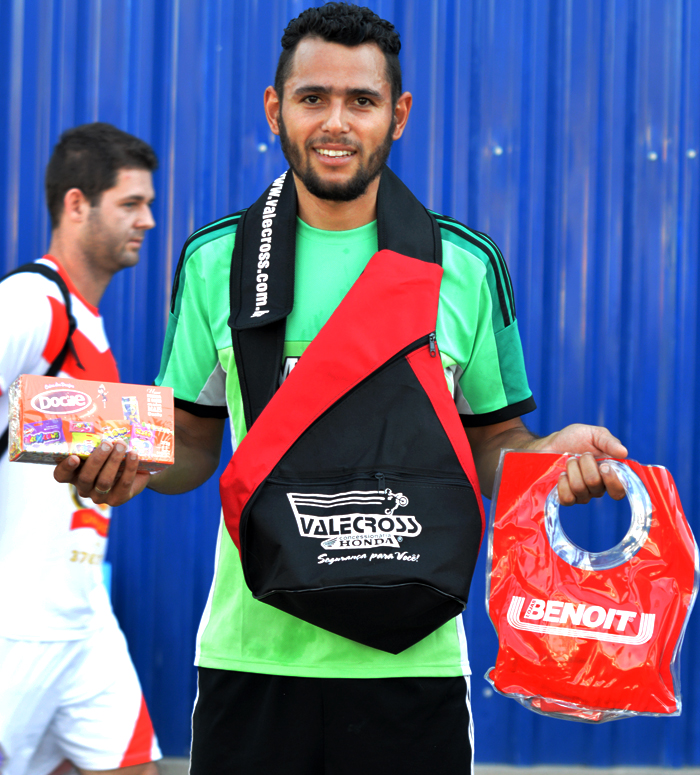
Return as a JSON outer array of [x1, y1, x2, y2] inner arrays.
[[191, 668, 473, 775]]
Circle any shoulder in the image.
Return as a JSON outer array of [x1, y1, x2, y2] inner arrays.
[[0, 261, 65, 326], [431, 211, 506, 273], [0, 262, 64, 375], [170, 210, 245, 311], [0, 259, 65, 299], [431, 211, 516, 328], [183, 211, 244, 257]]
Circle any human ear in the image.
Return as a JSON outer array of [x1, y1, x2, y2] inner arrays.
[[62, 188, 91, 223], [391, 92, 413, 140], [264, 86, 282, 136]]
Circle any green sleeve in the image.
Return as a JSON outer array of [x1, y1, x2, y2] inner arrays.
[[436, 221, 536, 426], [155, 220, 240, 419]]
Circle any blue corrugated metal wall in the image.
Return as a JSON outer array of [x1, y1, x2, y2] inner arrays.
[[1, 0, 699, 764]]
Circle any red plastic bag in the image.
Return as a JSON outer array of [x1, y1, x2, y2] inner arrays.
[[486, 451, 698, 722]]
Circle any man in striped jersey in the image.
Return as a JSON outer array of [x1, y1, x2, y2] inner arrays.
[[0, 124, 161, 775], [57, 6, 627, 774]]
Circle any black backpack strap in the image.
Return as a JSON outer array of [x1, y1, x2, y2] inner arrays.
[[1, 262, 84, 458]]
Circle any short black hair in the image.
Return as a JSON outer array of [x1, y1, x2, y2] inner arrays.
[[45, 122, 158, 229], [275, 3, 402, 106]]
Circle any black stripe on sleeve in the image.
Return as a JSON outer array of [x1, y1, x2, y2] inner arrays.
[[471, 228, 516, 318], [435, 219, 514, 328], [459, 396, 537, 428], [174, 398, 229, 419], [170, 211, 244, 313]]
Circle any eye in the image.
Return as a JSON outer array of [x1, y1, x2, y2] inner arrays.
[[356, 97, 372, 106], [303, 95, 322, 104]]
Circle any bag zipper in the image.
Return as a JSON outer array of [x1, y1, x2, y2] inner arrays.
[[292, 332, 438, 439], [266, 470, 472, 490], [429, 332, 437, 357]]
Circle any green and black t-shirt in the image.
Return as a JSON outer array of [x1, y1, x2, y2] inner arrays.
[[156, 213, 535, 678]]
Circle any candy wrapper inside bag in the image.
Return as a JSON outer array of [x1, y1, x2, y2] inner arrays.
[[8, 375, 174, 472], [485, 450, 698, 723]]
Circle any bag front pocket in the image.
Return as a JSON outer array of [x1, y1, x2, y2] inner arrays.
[[241, 470, 482, 653]]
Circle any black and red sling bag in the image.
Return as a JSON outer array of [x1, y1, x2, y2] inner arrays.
[[220, 168, 485, 654]]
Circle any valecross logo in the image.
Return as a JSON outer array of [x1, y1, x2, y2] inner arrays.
[[507, 595, 655, 644], [287, 488, 422, 549], [31, 388, 92, 415]]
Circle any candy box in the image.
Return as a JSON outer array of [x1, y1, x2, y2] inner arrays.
[[8, 375, 174, 472]]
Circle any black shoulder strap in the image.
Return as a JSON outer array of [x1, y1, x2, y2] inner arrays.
[[228, 167, 443, 431], [228, 171, 296, 431], [1, 262, 84, 458], [375, 166, 443, 265]]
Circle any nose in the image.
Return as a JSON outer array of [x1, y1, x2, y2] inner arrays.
[[321, 100, 350, 135], [137, 204, 156, 231]]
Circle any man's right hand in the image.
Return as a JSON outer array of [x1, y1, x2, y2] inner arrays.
[[54, 442, 151, 507], [54, 409, 227, 505]]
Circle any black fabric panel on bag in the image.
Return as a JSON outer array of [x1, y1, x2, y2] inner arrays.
[[245, 472, 480, 590], [240, 355, 483, 653], [266, 586, 463, 655], [273, 355, 465, 479], [243, 470, 479, 653]]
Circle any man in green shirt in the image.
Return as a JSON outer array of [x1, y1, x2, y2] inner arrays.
[[57, 4, 627, 773]]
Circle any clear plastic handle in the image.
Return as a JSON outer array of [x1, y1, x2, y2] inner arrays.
[[544, 459, 653, 571]]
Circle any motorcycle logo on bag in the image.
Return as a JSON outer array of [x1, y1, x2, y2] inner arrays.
[[287, 488, 422, 549], [507, 595, 655, 645]]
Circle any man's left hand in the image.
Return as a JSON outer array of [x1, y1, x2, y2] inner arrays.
[[529, 423, 628, 505], [466, 418, 628, 503]]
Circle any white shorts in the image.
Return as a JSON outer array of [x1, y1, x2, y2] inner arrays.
[[0, 624, 161, 775]]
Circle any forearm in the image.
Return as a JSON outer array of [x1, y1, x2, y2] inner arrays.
[[147, 414, 224, 494], [466, 417, 629, 505], [465, 420, 539, 497]]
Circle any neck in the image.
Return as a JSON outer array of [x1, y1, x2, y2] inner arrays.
[[293, 173, 380, 231], [46, 233, 111, 307]]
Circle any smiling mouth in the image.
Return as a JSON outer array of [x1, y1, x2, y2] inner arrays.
[[314, 148, 356, 158]]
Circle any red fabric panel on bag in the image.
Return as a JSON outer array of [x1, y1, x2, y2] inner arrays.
[[405, 345, 485, 534]]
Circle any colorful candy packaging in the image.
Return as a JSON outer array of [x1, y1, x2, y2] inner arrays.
[[8, 375, 174, 472], [486, 450, 698, 723]]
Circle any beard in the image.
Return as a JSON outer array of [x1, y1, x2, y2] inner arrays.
[[83, 208, 140, 271], [278, 113, 395, 202]]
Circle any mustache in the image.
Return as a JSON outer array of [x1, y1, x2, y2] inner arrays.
[[305, 137, 361, 152]]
